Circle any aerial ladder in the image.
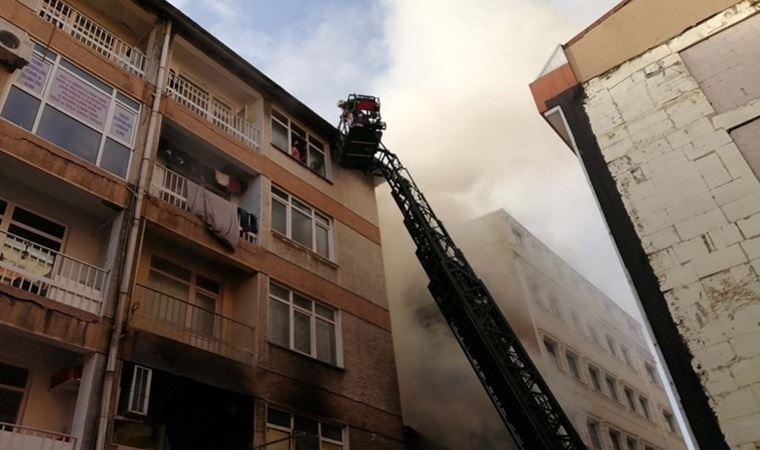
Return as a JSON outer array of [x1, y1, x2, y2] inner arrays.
[[336, 95, 587, 450]]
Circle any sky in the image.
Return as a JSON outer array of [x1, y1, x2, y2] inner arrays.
[[166, 0, 640, 315]]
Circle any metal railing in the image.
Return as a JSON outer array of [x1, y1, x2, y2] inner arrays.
[[0, 229, 108, 315], [150, 164, 257, 243], [131, 284, 255, 364], [0, 422, 76, 450], [167, 71, 261, 149], [38, 0, 147, 77]]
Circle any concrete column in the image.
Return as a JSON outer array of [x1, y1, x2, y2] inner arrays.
[[71, 353, 106, 450]]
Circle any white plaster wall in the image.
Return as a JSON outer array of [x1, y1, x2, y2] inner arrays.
[[582, 2, 760, 448]]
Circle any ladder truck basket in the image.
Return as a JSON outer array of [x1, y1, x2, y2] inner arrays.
[[337, 94, 386, 170]]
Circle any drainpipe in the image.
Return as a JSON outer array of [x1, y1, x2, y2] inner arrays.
[[94, 19, 172, 450]]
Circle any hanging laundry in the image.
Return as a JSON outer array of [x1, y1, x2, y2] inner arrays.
[[187, 179, 239, 250], [215, 170, 230, 187], [237, 207, 258, 234]]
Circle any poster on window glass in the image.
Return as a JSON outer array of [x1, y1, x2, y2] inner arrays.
[[110, 104, 136, 144], [18, 56, 51, 95], [47, 69, 110, 130]]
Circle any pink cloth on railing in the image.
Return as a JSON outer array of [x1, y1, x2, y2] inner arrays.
[[186, 180, 239, 249]]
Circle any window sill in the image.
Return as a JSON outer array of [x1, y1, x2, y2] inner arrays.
[[271, 143, 333, 185], [267, 341, 345, 372], [271, 230, 339, 269]]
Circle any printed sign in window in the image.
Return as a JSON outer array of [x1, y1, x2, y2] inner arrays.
[[18, 56, 51, 96], [48, 68, 110, 130], [110, 104, 137, 144]]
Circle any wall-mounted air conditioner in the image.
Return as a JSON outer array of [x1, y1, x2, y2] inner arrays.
[[0, 18, 33, 71], [125, 365, 153, 416]]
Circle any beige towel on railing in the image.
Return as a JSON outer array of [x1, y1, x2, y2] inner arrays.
[[186, 180, 239, 249]]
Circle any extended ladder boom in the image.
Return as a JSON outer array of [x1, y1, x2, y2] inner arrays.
[[371, 146, 586, 449]]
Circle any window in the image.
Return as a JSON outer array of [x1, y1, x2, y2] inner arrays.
[[606, 335, 618, 357], [271, 109, 328, 177], [0, 199, 67, 291], [147, 256, 221, 338], [543, 337, 561, 368], [565, 350, 581, 381], [662, 410, 676, 433], [527, 276, 542, 305], [644, 445, 655, 450], [608, 429, 623, 450], [271, 186, 333, 259], [621, 345, 634, 369], [0, 361, 29, 424], [586, 419, 603, 449], [266, 406, 345, 450], [626, 436, 638, 450], [1, 44, 140, 178], [645, 363, 659, 386], [268, 282, 341, 366], [639, 395, 651, 419], [588, 364, 602, 392], [623, 386, 637, 412], [605, 375, 619, 402]]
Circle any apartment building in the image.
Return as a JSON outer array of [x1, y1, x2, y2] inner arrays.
[[529, 1, 760, 449], [400, 210, 686, 450], [0, 0, 402, 449]]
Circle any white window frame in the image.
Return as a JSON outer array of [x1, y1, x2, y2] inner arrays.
[[542, 335, 561, 369], [265, 405, 348, 449], [271, 186, 334, 260], [587, 362, 603, 392], [271, 108, 330, 178], [586, 418, 603, 450], [268, 281, 343, 367], [0, 42, 141, 179], [565, 348, 583, 382], [0, 196, 67, 252], [0, 359, 30, 425], [147, 255, 222, 336]]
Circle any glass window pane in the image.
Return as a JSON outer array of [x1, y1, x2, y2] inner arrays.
[[272, 199, 287, 235], [17, 55, 52, 96], [267, 408, 291, 427], [294, 433, 319, 450], [1, 86, 40, 130], [101, 138, 131, 178], [294, 416, 318, 435], [7, 223, 61, 252], [272, 186, 288, 200], [316, 319, 336, 365], [321, 423, 342, 442], [270, 283, 290, 301], [116, 92, 140, 111], [150, 256, 192, 281], [37, 106, 101, 164], [315, 304, 334, 321], [11, 207, 66, 239], [272, 119, 289, 151], [196, 274, 221, 294], [59, 59, 112, 94], [315, 225, 329, 258], [268, 298, 290, 347], [0, 362, 28, 388], [194, 293, 216, 337], [292, 209, 313, 249], [308, 147, 325, 176], [0, 388, 24, 424], [293, 294, 312, 311], [109, 104, 137, 144], [272, 109, 288, 123], [293, 311, 311, 354], [265, 429, 291, 450]]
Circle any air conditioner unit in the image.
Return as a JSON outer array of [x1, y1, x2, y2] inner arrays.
[[0, 18, 33, 71], [125, 365, 153, 416]]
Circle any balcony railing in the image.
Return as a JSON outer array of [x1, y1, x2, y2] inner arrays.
[[167, 71, 261, 150], [131, 284, 255, 364], [0, 422, 76, 450], [0, 230, 108, 315], [38, 0, 147, 77], [150, 164, 256, 244]]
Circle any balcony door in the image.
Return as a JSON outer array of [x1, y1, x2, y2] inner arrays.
[[146, 256, 221, 349]]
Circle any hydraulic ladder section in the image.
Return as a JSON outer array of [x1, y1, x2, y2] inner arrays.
[[337, 95, 587, 450]]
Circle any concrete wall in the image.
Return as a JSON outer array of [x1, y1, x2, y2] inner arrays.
[[582, 3, 760, 447], [564, 0, 742, 82]]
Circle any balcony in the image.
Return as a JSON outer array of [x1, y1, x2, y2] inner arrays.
[[150, 164, 257, 244], [130, 284, 255, 364], [0, 229, 108, 315], [167, 71, 261, 150], [37, 0, 148, 77], [0, 422, 76, 450]]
